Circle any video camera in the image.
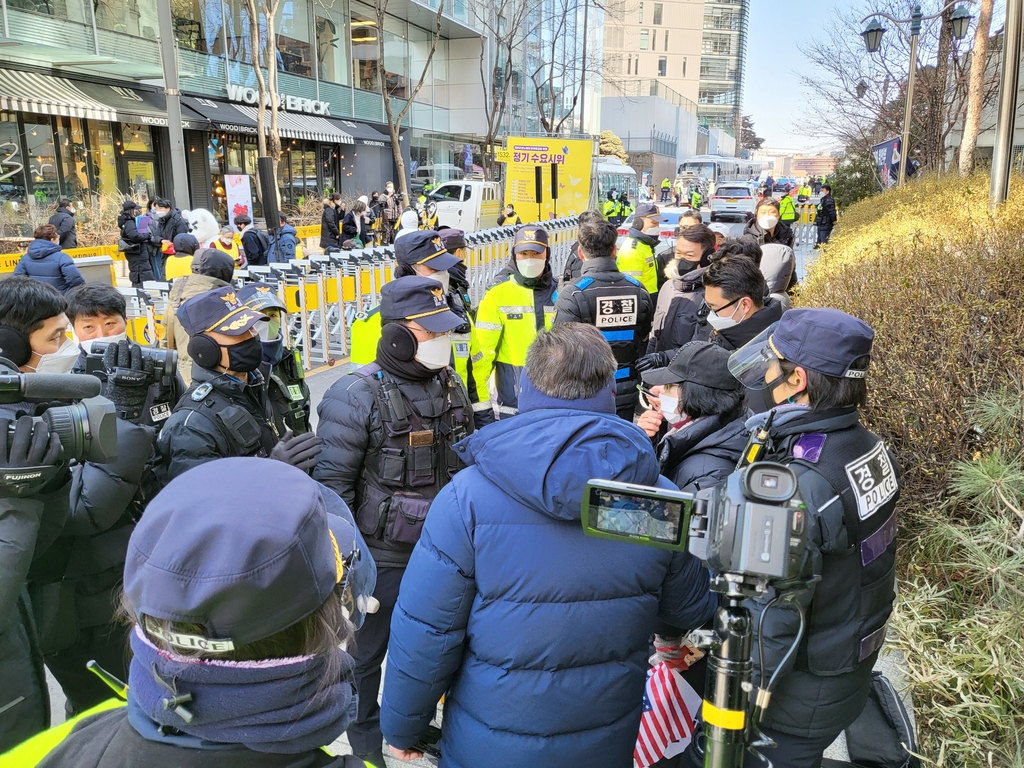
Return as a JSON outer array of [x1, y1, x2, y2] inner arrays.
[[582, 462, 807, 583], [0, 357, 118, 488], [84, 341, 177, 389]]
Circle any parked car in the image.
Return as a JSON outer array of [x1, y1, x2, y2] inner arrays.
[[429, 180, 502, 231], [710, 183, 757, 222]]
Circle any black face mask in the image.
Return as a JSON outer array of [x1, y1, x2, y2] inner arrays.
[[676, 259, 699, 276], [225, 336, 265, 373], [762, 369, 804, 411]]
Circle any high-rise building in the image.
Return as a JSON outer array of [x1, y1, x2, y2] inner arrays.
[[698, 0, 749, 133]]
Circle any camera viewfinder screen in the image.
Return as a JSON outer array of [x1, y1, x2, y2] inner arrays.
[[591, 489, 684, 544], [760, 473, 779, 490]]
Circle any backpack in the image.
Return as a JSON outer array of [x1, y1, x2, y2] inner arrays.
[[844, 672, 921, 768], [256, 229, 272, 257]]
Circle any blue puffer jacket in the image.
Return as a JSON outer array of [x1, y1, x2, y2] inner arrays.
[[14, 239, 85, 293], [381, 408, 716, 768]]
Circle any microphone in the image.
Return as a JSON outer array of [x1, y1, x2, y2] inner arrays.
[[0, 373, 102, 403]]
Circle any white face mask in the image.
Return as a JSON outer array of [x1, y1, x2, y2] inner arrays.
[[27, 337, 80, 374], [758, 214, 779, 230], [706, 301, 744, 331], [643, 225, 661, 237], [79, 331, 128, 356], [415, 334, 452, 370], [517, 258, 546, 279], [153, 208, 169, 219], [426, 270, 450, 293], [659, 394, 688, 428]]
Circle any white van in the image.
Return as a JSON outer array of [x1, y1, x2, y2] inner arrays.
[[429, 180, 503, 232]]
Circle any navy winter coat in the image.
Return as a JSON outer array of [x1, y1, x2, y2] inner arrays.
[[14, 239, 85, 293], [380, 407, 716, 768], [268, 224, 298, 262]]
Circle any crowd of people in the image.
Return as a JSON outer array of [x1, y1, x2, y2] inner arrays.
[[0, 192, 897, 768]]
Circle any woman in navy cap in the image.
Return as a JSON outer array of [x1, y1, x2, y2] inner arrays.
[[682, 307, 901, 768]]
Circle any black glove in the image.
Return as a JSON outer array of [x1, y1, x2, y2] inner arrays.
[[270, 430, 323, 472], [0, 415, 64, 497], [101, 339, 154, 423], [634, 351, 671, 373]]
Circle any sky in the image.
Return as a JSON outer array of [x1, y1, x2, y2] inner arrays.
[[743, 1, 839, 151]]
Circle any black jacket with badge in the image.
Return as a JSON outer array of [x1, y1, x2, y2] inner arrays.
[[262, 347, 312, 436], [817, 193, 838, 229], [49, 208, 78, 249], [747, 405, 900, 739], [647, 264, 706, 354], [155, 366, 277, 488], [552, 256, 654, 417], [313, 363, 473, 569], [658, 406, 749, 493], [36, 704, 367, 768]]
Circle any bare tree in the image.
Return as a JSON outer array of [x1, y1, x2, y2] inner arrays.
[[373, 0, 444, 200], [959, 0, 994, 175], [242, 0, 283, 209]]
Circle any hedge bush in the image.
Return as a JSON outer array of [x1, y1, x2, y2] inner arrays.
[[798, 173, 1024, 765]]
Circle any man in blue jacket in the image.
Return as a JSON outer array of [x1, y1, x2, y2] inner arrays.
[[380, 322, 716, 768], [15, 224, 85, 294]]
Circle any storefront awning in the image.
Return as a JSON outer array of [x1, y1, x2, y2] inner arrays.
[[0, 69, 117, 122], [74, 81, 209, 130], [329, 118, 393, 147], [232, 105, 354, 145]]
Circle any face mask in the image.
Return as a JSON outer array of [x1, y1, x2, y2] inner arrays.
[[220, 237, 234, 245], [659, 394, 689, 429], [762, 369, 803, 411], [386, 186, 394, 194], [757, 214, 779, 230], [675, 258, 698, 276], [27, 338, 80, 374], [257, 317, 282, 342], [225, 336, 264, 373], [643, 226, 661, 237], [153, 209, 169, 219], [427, 270, 450, 293], [414, 334, 452, 370], [79, 331, 127, 356], [706, 301, 743, 331], [261, 336, 286, 366], [517, 258, 546, 279]]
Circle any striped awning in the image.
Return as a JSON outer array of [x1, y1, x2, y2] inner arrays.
[[233, 105, 354, 145], [0, 69, 118, 122]]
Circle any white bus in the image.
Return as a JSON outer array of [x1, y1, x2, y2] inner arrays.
[[678, 155, 771, 185]]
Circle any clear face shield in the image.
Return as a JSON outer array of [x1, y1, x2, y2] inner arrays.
[[727, 322, 781, 390], [320, 486, 378, 632]]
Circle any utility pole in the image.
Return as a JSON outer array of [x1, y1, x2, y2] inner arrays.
[[990, 0, 1023, 209], [157, 2, 191, 210]]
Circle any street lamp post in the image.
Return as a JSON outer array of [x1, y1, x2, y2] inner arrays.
[[860, 3, 974, 188]]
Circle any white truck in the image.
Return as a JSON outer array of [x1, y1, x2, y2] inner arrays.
[[427, 180, 503, 232]]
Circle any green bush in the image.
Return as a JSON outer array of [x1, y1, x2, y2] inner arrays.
[[798, 172, 1024, 766]]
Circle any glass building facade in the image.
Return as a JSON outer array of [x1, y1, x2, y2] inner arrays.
[[697, 0, 748, 133]]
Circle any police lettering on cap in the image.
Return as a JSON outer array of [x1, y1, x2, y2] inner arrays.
[[634, 202, 664, 222], [438, 228, 467, 253], [238, 281, 287, 313], [177, 285, 268, 337], [124, 458, 376, 648], [643, 341, 741, 390], [380, 275, 464, 333], [394, 230, 460, 271], [512, 226, 549, 255]]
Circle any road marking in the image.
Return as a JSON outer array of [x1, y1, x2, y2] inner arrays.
[[306, 358, 350, 377]]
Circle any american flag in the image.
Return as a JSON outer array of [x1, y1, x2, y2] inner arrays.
[[635, 662, 703, 767]]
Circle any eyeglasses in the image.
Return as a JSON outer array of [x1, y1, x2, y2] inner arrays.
[[636, 384, 657, 410], [702, 297, 741, 316]]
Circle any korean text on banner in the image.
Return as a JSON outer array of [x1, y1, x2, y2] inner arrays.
[[503, 138, 592, 220]]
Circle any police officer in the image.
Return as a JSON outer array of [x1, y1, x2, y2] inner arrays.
[[154, 286, 321, 487], [237, 282, 312, 435], [601, 190, 617, 223], [472, 226, 556, 421], [553, 219, 653, 420], [313, 276, 473, 768], [616, 203, 664, 294], [437, 228, 480, 412], [616, 191, 634, 224], [816, 183, 837, 246], [711, 308, 900, 768]]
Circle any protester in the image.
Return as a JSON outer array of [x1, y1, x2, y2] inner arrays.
[[235, 214, 269, 267], [210, 226, 244, 266], [342, 199, 371, 247], [743, 197, 795, 249], [117, 200, 154, 286], [497, 203, 522, 226], [380, 183, 401, 244], [135, 200, 160, 280], [700, 255, 784, 352], [472, 226, 556, 421], [24, 458, 374, 768], [321, 193, 343, 251], [269, 212, 298, 262], [616, 203, 664, 293], [14, 224, 85, 294], [708, 221, 730, 247], [708, 308, 900, 768], [380, 323, 715, 768], [163, 233, 199, 280], [163, 248, 235, 385], [553, 219, 654, 420], [314, 276, 473, 767], [149, 198, 190, 281], [48, 198, 78, 249]]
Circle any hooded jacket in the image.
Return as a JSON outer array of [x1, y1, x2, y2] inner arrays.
[[647, 264, 706, 354], [392, 210, 420, 242], [49, 208, 77, 249], [14, 239, 85, 294], [380, 407, 716, 768], [658, 406, 749, 492], [149, 208, 190, 246], [269, 223, 298, 262]]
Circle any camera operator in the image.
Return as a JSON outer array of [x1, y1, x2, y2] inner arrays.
[[0, 278, 155, 745], [692, 308, 900, 768], [153, 286, 321, 488], [66, 284, 184, 427]]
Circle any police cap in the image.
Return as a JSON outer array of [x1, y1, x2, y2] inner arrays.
[[177, 285, 268, 337], [380, 275, 463, 333], [634, 202, 664, 222], [238, 281, 287, 313], [512, 225, 549, 255], [771, 308, 873, 379], [438, 228, 466, 253], [394, 230, 460, 271]]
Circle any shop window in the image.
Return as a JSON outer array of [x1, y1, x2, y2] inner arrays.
[[317, 5, 349, 86], [226, 138, 245, 174], [23, 115, 59, 203], [302, 148, 316, 200], [57, 117, 89, 201], [121, 124, 154, 153], [351, 5, 379, 92], [126, 160, 156, 206], [208, 134, 227, 219], [276, 0, 313, 77], [88, 122, 118, 198], [0, 112, 28, 204]]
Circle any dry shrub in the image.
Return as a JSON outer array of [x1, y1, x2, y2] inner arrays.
[[799, 171, 1024, 766]]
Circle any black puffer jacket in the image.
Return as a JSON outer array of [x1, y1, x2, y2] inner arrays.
[[647, 265, 706, 354], [116, 205, 147, 256], [49, 208, 78, 249], [658, 407, 749, 492], [320, 204, 341, 249], [150, 208, 190, 246]]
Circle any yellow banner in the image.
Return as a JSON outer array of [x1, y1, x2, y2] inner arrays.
[[503, 138, 592, 220], [0, 245, 123, 275], [494, 148, 512, 163]]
